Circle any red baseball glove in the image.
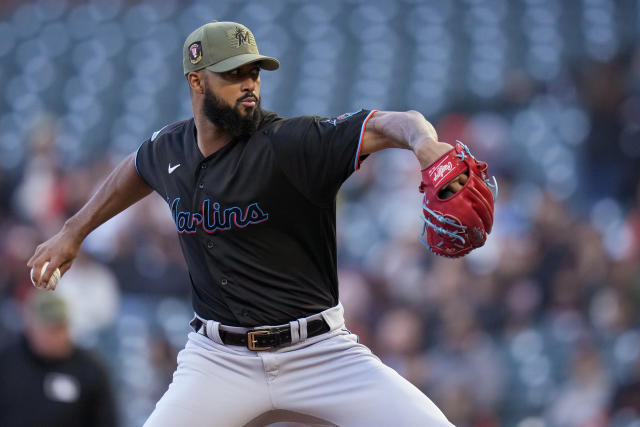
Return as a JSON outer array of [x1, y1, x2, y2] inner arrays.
[[418, 141, 497, 258]]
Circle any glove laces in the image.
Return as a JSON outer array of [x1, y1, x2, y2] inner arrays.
[[419, 202, 468, 251]]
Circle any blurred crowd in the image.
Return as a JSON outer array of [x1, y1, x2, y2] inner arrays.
[[1, 1, 640, 426]]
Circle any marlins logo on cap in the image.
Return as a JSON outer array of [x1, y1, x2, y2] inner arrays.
[[228, 26, 255, 47], [182, 21, 279, 75]]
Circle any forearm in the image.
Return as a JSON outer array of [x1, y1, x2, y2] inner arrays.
[[368, 110, 437, 149], [64, 153, 152, 241], [362, 110, 451, 168]]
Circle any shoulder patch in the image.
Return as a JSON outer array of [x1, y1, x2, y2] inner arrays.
[[322, 110, 362, 126]]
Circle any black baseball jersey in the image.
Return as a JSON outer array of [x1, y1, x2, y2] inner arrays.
[[135, 108, 376, 326]]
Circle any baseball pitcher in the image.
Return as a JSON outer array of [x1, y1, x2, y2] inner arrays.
[[28, 21, 496, 426]]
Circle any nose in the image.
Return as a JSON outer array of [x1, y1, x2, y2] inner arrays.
[[241, 75, 256, 92]]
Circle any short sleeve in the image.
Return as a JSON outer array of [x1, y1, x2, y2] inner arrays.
[[134, 138, 158, 189], [268, 109, 377, 206]]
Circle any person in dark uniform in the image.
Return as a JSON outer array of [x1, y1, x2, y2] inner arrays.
[[0, 290, 117, 427], [28, 21, 465, 426]]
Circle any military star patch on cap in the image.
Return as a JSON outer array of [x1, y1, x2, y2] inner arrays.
[[188, 41, 202, 64]]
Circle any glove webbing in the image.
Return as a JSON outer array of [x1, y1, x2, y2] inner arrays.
[[458, 140, 499, 201], [456, 140, 475, 161]]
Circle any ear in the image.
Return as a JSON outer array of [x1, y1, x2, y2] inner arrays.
[[187, 72, 205, 94]]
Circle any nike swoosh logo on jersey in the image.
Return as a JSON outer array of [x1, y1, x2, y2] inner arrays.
[[168, 163, 181, 174]]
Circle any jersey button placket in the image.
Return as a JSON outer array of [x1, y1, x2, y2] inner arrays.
[[207, 241, 214, 249], [220, 278, 228, 286]]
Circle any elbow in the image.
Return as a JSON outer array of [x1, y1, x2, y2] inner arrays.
[[406, 110, 425, 121], [404, 110, 429, 128], [405, 110, 438, 142]]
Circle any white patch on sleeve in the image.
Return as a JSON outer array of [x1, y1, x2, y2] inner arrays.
[[151, 124, 170, 142]]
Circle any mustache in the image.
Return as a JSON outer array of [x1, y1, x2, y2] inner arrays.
[[237, 93, 258, 103]]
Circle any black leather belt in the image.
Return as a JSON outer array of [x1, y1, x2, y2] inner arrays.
[[194, 318, 330, 351]]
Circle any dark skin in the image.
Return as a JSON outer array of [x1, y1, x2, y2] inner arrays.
[[27, 61, 466, 288]]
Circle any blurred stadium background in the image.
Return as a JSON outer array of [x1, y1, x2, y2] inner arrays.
[[0, 0, 639, 426]]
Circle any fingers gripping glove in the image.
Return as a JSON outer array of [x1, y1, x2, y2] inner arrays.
[[418, 141, 498, 258]]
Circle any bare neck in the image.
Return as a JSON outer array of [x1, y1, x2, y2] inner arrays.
[[193, 109, 232, 158]]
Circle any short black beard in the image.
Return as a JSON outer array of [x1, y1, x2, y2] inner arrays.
[[202, 84, 262, 139]]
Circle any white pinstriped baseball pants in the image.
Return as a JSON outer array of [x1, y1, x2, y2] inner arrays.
[[143, 304, 454, 427]]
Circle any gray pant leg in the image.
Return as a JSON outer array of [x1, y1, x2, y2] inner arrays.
[[269, 332, 454, 427], [143, 332, 272, 427]]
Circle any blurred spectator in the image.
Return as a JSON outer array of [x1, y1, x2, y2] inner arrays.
[[0, 290, 117, 427], [578, 57, 639, 204], [55, 250, 120, 341], [12, 115, 67, 234], [426, 301, 505, 422], [546, 344, 611, 427], [610, 357, 640, 426], [374, 306, 430, 387]]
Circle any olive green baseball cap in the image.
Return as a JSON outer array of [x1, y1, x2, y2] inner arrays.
[[183, 21, 280, 75], [28, 291, 69, 325]]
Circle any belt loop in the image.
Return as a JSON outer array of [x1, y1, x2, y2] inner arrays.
[[189, 315, 200, 332], [206, 320, 223, 344], [298, 317, 308, 341], [320, 302, 345, 331], [289, 321, 300, 344]]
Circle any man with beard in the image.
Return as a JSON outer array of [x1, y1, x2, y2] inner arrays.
[[28, 21, 462, 426]]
